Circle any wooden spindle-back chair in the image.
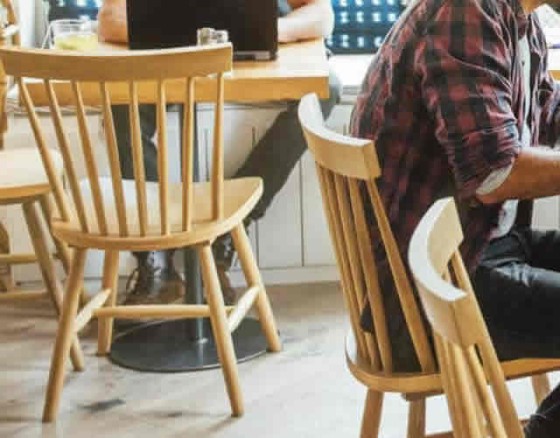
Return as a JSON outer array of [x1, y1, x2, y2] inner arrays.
[[0, 43, 281, 422], [298, 92, 560, 437], [0, 1, 85, 416], [0, 0, 78, 298], [409, 197, 525, 438]]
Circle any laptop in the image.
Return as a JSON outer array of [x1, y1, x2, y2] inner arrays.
[[126, 0, 278, 60]]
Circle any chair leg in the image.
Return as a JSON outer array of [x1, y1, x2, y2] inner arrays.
[[231, 224, 282, 353], [360, 390, 383, 438], [0, 220, 15, 291], [198, 243, 244, 417], [38, 196, 88, 306], [42, 247, 87, 423], [531, 374, 551, 406], [22, 200, 84, 372], [97, 250, 120, 356], [407, 398, 426, 438]]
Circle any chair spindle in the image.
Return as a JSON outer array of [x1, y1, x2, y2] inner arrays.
[[100, 81, 128, 237], [128, 80, 148, 236], [71, 80, 108, 235]]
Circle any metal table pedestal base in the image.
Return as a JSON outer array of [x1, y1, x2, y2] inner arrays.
[[109, 318, 268, 372]]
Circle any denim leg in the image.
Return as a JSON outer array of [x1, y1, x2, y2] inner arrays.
[[234, 70, 342, 221], [472, 228, 560, 361], [111, 104, 158, 182]]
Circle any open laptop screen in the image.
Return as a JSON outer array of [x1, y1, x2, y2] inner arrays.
[[127, 0, 278, 60]]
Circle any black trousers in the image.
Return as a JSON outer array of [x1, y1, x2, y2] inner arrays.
[[525, 383, 560, 437], [472, 227, 560, 361], [111, 70, 342, 222]]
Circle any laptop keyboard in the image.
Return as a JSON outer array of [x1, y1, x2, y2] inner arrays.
[[327, 0, 409, 54]]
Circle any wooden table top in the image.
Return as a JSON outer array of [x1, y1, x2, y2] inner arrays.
[[24, 39, 330, 106]]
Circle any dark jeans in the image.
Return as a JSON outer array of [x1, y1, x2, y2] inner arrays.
[[111, 70, 342, 221], [526, 383, 560, 437], [472, 227, 560, 361], [362, 225, 560, 373]]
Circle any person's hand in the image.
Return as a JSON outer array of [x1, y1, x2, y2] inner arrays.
[[97, 0, 128, 43]]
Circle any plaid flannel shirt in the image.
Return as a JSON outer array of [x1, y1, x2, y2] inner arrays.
[[351, 0, 560, 272]]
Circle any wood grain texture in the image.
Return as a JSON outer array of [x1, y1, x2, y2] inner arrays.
[[22, 40, 328, 105]]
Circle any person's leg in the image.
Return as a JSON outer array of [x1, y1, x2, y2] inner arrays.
[[472, 228, 560, 361], [213, 71, 342, 301], [111, 104, 183, 304], [525, 383, 560, 437], [233, 69, 342, 220]]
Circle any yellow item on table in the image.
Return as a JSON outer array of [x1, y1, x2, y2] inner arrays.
[[54, 33, 98, 51]]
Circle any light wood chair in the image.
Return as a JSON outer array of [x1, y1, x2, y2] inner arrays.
[[0, 0, 22, 290], [408, 197, 525, 437], [298, 92, 560, 437], [0, 43, 281, 422], [0, 0, 86, 373], [0, 148, 85, 377]]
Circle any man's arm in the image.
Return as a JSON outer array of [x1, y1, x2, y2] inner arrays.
[[97, 0, 128, 43], [476, 148, 560, 204], [279, 0, 334, 43]]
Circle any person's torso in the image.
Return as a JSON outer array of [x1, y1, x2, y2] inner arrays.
[[350, 0, 549, 269]]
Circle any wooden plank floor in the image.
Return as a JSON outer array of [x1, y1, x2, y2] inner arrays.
[[0, 281, 551, 437]]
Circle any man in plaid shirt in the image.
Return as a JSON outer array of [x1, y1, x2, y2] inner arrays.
[[351, 0, 560, 378]]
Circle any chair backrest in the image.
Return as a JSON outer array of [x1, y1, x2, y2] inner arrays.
[[408, 197, 524, 438], [298, 93, 435, 374], [0, 44, 232, 239]]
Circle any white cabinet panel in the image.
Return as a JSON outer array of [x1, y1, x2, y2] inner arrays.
[[301, 152, 335, 266], [257, 163, 302, 268]]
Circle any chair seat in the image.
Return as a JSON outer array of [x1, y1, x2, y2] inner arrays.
[[345, 330, 560, 398], [52, 176, 263, 250], [344, 331, 442, 395], [0, 148, 63, 203]]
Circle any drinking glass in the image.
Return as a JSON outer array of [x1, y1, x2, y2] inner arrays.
[[50, 19, 98, 51]]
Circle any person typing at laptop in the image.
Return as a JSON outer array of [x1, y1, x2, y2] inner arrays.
[[97, 0, 342, 305]]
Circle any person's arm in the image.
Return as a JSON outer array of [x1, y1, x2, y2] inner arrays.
[[476, 147, 560, 203], [477, 25, 560, 204], [278, 0, 334, 43], [97, 0, 128, 43]]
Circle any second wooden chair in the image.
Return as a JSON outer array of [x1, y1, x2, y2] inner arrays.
[[408, 197, 525, 438]]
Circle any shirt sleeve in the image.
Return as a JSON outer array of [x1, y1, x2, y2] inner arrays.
[[417, 0, 522, 199]]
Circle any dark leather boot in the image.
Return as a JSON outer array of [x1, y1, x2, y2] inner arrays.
[[123, 250, 184, 305]]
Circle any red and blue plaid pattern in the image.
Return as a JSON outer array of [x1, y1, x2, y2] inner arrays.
[[351, 0, 560, 272]]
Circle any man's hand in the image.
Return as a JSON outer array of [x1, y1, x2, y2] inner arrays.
[[97, 0, 128, 43], [278, 0, 334, 43]]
